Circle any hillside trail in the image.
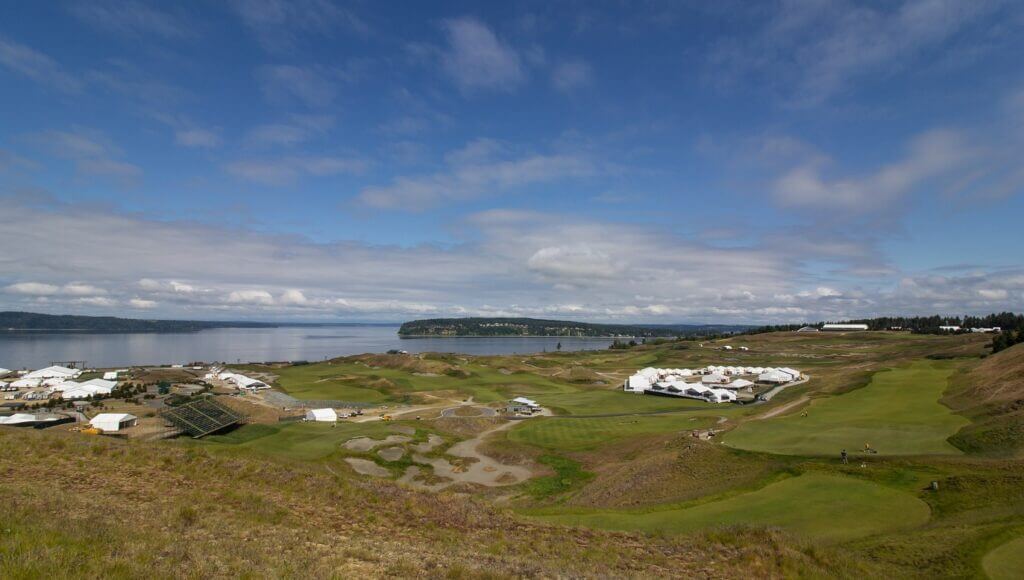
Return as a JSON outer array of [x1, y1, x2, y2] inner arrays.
[[757, 395, 810, 420], [404, 418, 533, 489]]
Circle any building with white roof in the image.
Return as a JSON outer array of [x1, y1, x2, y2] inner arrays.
[[89, 413, 138, 432], [103, 371, 119, 380], [701, 373, 730, 385], [758, 370, 792, 384], [10, 378, 40, 389], [0, 368, 11, 378], [728, 379, 755, 390], [24, 366, 81, 380], [822, 324, 869, 331], [305, 408, 338, 422]]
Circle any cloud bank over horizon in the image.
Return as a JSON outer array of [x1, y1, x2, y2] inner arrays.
[[1, 1, 1023, 324]]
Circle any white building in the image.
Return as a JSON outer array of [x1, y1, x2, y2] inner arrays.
[[10, 377, 41, 389], [89, 413, 138, 432], [970, 327, 1002, 333], [24, 366, 81, 380], [103, 371, 119, 380], [305, 408, 338, 422], [723, 345, 734, 350], [940, 325, 962, 332], [0, 367, 11, 378], [728, 379, 755, 390], [758, 370, 792, 384], [821, 324, 869, 331], [511, 396, 541, 410], [701, 373, 730, 385]]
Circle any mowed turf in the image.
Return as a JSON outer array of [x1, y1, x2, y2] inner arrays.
[[723, 361, 969, 456], [532, 473, 930, 543], [508, 413, 719, 451], [983, 536, 1024, 580], [203, 421, 399, 461]]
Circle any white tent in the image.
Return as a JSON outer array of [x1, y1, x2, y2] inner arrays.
[[10, 378, 40, 389], [0, 367, 11, 378], [305, 408, 338, 422], [0, 413, 38, 425], [708, 389, 737, 403], [758, 371, 791, 384], [778, 368, 801, 380], [89, 413, 138, 432], [728, 379, 755, 390], [702, 373, 730, 385], [25, 366, 80, 380], [103, 371, 118, 380], [80, 378, 117, 391], [512, 396, 540, 408]]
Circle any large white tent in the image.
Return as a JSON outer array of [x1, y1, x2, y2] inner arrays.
[[89, 413, 138, 432], [305, 408, 338, 422], [24, 366, 81, 380]]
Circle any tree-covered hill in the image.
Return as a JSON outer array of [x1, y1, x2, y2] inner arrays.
[[398, 317, 750, 338], [0, 311, 273, 333]]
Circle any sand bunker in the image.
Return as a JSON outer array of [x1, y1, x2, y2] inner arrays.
[[343, 434, 411, 452], [344, 458, 390, 477], [377, 446, 405, 461], [411, 434, 444, 453]]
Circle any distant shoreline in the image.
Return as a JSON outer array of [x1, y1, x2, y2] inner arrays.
[[398, 334, 635, 339]]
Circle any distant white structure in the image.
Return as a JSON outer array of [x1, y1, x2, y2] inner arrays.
[[305, 408, 338, 422], [701, 373, 730, 385], [0, 367, 11, 378], [797, 326, 820, 332], [89, 413, 137, 432], [728, 379, 755, 390], [103, 371, 119, 380], [822, 324, 869, 331], [723, 345, 734, 350], [218, 372, 269, 391], [511, 396, 541, 410], [758, 370, 792, 384], [24, 366, 81, 380], [739, 346, 749, 351], [10, 378, 40, 389], [970, 327, 1002, 333], [940, 325, 961, 332], [52, 378, 117, 399]]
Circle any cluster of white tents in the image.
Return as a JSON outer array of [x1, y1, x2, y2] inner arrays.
[[624, 365, 802, 403], [209, 369, 269, 391], [49, 378, 118, 400], [7, 365, 83, 389]]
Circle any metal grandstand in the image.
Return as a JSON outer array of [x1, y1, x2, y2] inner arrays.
[[161, 397, 244, 438]]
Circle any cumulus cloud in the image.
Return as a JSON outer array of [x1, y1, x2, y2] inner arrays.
[[437, 17, 525, 92], [1, 197, 1019, 323]]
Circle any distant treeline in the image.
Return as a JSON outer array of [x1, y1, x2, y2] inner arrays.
[[0, 311, 274, 333], [748, 312, 1024, 354], [398, 317, 751, 338]]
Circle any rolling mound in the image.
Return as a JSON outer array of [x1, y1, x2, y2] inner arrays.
[[947, 343, 1024, 456]]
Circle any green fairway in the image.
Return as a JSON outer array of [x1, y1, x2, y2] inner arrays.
[[204, 421, 400, 461], [983, 536, 1024, 580], [541, 389, 720, 415], [723, 361, 969, 456], [508, 413, 719, 451], [531, 473, 930, 542]]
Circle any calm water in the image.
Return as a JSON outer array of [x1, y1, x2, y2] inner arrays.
[[0, 325, 621, 369]]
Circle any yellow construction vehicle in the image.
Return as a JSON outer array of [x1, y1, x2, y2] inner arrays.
[[81, 427, 102, 435], [381, 414, 392, 421]]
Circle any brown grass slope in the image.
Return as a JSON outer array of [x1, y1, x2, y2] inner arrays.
[[0, 428, 861, 579], [946, 343, 1024, 457]]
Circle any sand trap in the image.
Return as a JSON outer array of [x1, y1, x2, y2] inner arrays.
[[343, 434, 411, 452], [398, 466, 450, 492], [391, 425, 416, 435], [412, 434, 444, 453], [378, 446, 405, 461], [344, 458, 390, 477], [409, 421, 531, 488]]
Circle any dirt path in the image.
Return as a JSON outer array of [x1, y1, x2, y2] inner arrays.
[[757, 395, 810, 420]]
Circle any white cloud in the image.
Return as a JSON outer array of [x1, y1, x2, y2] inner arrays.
[[231, 0, 368, 52], [225, 155, 367, 186], [359, 140, 593, 210], [280, 289, 309, 306], [28, 129, 142, 184], [175, 128, 222, 148], [0, 36, 83, 93], [227, 289, 275, 305], [551, 59, 592, 92], [438, 17, 525, 92], [4, 282, 106, 296], [69, 2, 194, 40], [129, 298, 158, 309]]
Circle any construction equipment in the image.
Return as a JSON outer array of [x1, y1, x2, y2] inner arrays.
[[81, 427, 101, 435], [381, 415, 392, 421]]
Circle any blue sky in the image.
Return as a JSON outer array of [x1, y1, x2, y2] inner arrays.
[[2, 0, 1023, 323]]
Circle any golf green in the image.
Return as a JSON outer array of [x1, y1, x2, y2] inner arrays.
[[532, 473, 930, 542], [508, 413, 717, 451], [723, 361, 968, 456], [982, 535, 1024, 580]]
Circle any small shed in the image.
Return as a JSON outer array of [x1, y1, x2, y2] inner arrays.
[[89, 413, 138, 432], [305, 408, 338, 422]]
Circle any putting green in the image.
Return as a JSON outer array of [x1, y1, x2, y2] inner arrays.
[[531, 473, 930, 542], [983, 536, 1024, 580], [723, 361, 968, 456]]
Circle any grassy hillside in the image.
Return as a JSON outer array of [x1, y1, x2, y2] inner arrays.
[[946, 343, 1024, 457], [0, 428, 853, 578]]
